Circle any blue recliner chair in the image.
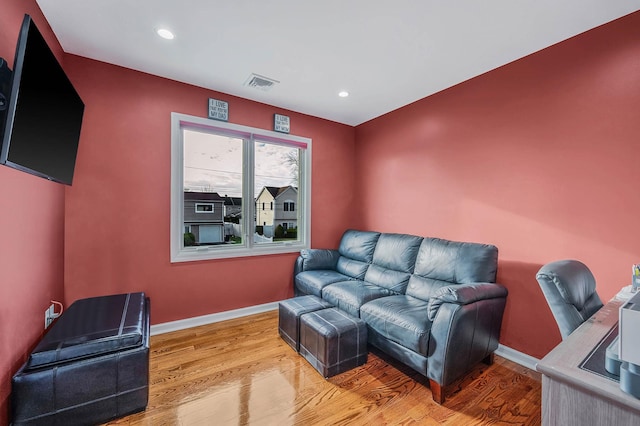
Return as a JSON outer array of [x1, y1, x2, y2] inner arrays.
[[536, 259, 603, 340]]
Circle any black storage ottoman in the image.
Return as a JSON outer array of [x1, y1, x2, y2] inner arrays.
[[11, 292, 150, 425], [299, 307, 368, 378], [278, 295, 333, 352]]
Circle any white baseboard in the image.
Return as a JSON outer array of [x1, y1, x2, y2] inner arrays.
[[151, 302, 541, 372], [495, 344, 540, 371], [150, 301, 279, 336]]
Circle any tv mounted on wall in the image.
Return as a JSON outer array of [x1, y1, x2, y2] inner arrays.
[[0, 14, 84, 186]]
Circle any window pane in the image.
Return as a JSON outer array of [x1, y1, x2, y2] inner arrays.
[[171, 112, 310, 262], [183, 130, 243, 246], [195, 203, 214, 212], [254, 141, 300, 243]]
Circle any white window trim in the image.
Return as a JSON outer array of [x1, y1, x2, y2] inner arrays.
[[170, 112, 312, 262]]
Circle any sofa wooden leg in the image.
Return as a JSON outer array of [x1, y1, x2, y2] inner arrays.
[[429, 379, 445, 404], [483, 353, 495, 366]]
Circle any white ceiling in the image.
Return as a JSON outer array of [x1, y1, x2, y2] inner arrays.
[[36, 0, 640, 126]]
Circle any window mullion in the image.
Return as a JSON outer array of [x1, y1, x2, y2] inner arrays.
[[244, 136, 255, 249], [298, 147, 309, 246]]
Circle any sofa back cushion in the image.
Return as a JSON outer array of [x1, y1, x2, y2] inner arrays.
[[336, 229, 381, 279], [406, 237, 498, 301], [364, 233, 423, 293]]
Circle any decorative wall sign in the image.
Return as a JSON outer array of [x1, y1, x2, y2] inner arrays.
[[274, 113, 290, 133], [208, 98, 229, 121]]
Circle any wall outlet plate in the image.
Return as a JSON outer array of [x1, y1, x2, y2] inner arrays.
[[44, 304, 56, 329]]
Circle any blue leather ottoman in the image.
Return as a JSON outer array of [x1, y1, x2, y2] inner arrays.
[[11, 293, 150, 425], [278, 295, 333, 352], [299, 307, 368, 378]]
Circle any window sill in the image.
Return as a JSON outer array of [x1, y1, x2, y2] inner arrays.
[[171, 241, 307, 263]]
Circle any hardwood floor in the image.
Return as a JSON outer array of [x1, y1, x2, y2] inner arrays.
[[107, 311, 541, 425]]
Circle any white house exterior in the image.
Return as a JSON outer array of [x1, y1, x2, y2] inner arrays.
[[255, 186, 298, 231]]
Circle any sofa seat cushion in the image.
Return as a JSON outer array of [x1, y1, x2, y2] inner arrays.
[[295, 270, 353, 297], [360, 295, 431, 356], [322, 281, 392, 317]]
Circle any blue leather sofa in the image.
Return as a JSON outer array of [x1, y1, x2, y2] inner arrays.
[[293, 230, 507, 403]]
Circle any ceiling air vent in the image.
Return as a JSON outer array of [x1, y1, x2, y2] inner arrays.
[[243, 73, 279, 92]]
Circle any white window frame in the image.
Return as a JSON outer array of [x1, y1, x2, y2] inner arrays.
[[195, 203, 214, 213], [170, 112, 311, 262]]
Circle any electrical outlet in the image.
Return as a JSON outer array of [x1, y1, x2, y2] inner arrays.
[[44, 304, 56, 329]]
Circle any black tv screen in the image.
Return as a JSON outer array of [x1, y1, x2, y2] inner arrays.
[[0, 14, 84, 185]]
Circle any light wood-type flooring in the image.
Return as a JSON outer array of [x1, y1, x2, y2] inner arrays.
[[107, 310, 542, 425]]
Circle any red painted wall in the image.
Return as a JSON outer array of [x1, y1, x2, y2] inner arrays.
[[3, 12, 638, 422], [62, 55, 356, 324], [0, 2, 67, 423], [354, 12, 640, 358]]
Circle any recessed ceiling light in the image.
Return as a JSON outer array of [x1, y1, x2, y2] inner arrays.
[[338, 91, 349, 98], [156, 28, 175, 40]]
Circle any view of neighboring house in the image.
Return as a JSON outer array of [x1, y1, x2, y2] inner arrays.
[[255, 186, 298, 231], [184, 191, 225, 244], [223, 195, 242, 220], [185, 188, 296, 244]]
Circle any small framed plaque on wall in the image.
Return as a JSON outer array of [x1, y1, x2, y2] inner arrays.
[[274, 113, 290, 133], [208, 98, 229, 121]]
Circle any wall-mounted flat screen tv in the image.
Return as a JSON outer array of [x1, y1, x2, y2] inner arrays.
[[0, 14, 84, 185]]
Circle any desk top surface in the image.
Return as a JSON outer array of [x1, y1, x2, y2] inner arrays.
[[537, 298, 640, 412]]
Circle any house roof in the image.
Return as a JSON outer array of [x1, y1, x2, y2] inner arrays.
[[224, 196, 242, 206], [265, 186, 283, 198], [184, 191, 225, 202], [261, 186, 298, 199]]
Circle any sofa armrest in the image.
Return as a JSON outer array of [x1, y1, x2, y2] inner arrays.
[[427, 283, 507, 321], [426, 282, 508, 387], [297, 249, 340, 272]]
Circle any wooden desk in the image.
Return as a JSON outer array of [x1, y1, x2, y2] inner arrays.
[[537, 299, 640, 425]]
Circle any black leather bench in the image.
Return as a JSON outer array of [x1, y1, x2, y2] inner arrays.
[[278, 295, 333, 352], [299, 307, 368, 378], [11, 292, 150, 425]]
